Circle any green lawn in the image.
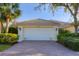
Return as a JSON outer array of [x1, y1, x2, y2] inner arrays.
[[0, 44, 12, 52]]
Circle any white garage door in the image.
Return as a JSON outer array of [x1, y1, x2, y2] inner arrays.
[[23, 28, 58, 41]]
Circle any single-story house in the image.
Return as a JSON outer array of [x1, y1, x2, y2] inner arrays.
[[17, 19, 67, 42]]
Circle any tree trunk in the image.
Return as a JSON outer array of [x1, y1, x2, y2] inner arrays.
[[1, 22, 4, 33], [0, 21, 2, 33], [74, 24, 78, 34], [6, 18, 9, 33], [74, 16, 78, 34]]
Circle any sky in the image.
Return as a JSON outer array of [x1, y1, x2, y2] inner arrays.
[[16, 3, 72, 22]]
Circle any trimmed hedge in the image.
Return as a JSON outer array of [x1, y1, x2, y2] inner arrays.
[[0, 33, 18, 44], [64, 37, 79, 51], [57, 28, 79, 51]]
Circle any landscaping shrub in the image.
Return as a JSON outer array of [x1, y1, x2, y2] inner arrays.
[[57, 34, 66, 44], [57, 28, 71, 44], [9, 27, 18, 34], [57, 28, 79, 51], [0, 33, 18, 44], [64, 37, 79, 51]]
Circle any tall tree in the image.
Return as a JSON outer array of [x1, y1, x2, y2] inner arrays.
[[0, 3, 21, 33], [36, 3, 79, 34]]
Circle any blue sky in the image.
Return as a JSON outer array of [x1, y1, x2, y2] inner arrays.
[[16, 3, 72, 22]]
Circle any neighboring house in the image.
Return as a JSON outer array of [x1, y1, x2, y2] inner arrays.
[[17, 19, 67, 42], [63, 24, 74, 33], [63, 23, 79, 33]]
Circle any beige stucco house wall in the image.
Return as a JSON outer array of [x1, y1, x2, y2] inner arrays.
[[64, 26, 75, 33], [64, 24, 75, 33]]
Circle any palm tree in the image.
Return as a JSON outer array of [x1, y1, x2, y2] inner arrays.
[[0, 10, 6, 33], [36, 3, 79, 34], [0, 14, 6, 33], [0, 3, 21, 33]]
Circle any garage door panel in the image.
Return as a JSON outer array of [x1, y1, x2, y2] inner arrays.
[[23, 28, 57, 41]]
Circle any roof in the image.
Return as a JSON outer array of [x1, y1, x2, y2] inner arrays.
[[17, 19, 69, 28]]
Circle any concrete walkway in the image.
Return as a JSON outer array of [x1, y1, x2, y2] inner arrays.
[[0, 41, 79, 56]]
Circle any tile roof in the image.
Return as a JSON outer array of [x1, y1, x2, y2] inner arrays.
[[17, 19, 69, 28]]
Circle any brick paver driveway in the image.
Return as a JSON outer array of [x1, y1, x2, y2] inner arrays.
[[0, 41, 79, 56]]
